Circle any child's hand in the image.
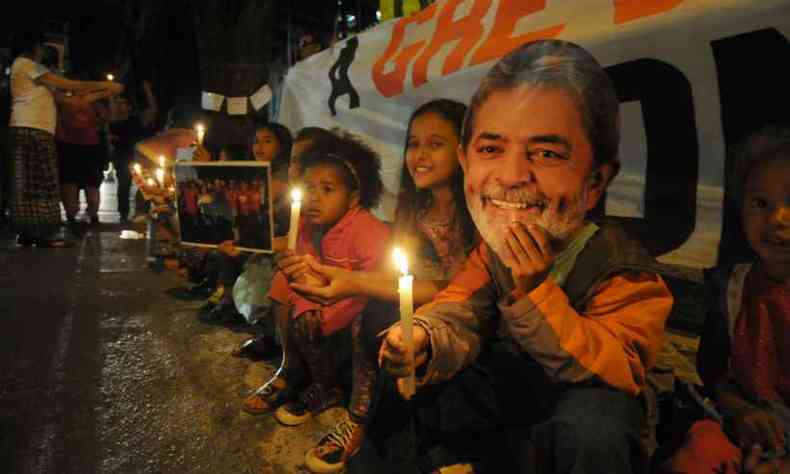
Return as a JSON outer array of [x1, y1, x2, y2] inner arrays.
[[276, 251, 311, 282], [293, 269, 328, 288], [732, 406, 786, 451]]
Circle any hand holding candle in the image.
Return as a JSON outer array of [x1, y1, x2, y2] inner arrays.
[[393, 247, 416, 399], [287, 188, 302, 251]]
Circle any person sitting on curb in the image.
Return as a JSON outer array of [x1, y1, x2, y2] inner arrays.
[[368, 39, 674, 474]]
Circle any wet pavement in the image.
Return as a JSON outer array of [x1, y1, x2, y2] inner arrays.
[[0, 181, 344, 474]]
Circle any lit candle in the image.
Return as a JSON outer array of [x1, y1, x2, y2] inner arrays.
[[146, 178, 156, 188], [133, 163, 142, 175], [195, 123, 205, 145], [287, 188, 302, 250], [155, 168, 165, 188], [158, 155, 166, 169], [106, 73, 114, 81], [393, 247, 416, 399]]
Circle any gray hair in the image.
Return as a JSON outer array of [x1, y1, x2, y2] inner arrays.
[[461, 39, 621, 167]]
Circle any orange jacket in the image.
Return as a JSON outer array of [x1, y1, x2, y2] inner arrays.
[[414, 234, 672, 396]]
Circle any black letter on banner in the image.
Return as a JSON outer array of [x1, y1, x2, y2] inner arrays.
[[712, 28, 790, 267], [328, 36, 361, 116], [596, 59, 699, 257]]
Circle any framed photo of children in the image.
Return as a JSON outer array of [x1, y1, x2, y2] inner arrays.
[[174, 161, 274, 253]]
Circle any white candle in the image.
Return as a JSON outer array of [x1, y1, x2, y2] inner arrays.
[[133, 163, 142, 175], [195, 123, 205, 145], [287, 188, 302, 250], [155, 168, 165, 188], [158, 155, 166, 169], [393, 247, 416, 399]]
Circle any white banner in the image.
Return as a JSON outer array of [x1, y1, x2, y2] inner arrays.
[[279, 0, 790, 268]]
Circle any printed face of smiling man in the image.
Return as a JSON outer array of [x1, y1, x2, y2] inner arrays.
[[458, 85, 614, 268]]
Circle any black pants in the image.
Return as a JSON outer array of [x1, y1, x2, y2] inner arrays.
[[349, 303, 647, 474]]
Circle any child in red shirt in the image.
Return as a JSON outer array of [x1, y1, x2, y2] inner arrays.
[[668, 125, 790, 473]]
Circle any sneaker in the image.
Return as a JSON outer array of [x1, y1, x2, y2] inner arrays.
[[274, 383, 343, 426], [305, 417, 364, 473], [241, 377, 295, 415]]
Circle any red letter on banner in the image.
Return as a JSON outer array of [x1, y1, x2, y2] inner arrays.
[[470, 0, 564, 66], [372, 4, 438, 97], [614, 0, 684, 24], [412, 0, 492, 88]]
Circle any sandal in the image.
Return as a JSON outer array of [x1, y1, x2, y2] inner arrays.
[[242, 378, 295, 415]]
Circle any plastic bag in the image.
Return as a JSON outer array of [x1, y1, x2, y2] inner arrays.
[[232, 255, 275, 324]]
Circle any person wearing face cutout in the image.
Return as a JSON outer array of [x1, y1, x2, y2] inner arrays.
[[361, 40, 675, 474]]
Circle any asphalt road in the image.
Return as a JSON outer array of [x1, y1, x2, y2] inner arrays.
[[0, 224, 344, 474]]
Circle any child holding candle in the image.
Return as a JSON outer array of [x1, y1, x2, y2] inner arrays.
[[260, 133, 390, 437], [234, 128, 340, 360], [274, 100, 476, 473]]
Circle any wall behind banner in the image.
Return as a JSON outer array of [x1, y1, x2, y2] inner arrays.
[[278, 0, 790, 269]]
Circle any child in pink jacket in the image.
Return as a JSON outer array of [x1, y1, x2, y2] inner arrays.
[[273, 133, 391, 431]]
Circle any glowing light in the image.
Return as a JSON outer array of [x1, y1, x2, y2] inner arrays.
[[393, 247, 409, 276], [290, 188, 302, 203]]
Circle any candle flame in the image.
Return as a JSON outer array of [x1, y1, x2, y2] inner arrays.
[[158, 155, 166, 168], [195, 123, 205, 133], [290, 188, 302, 202], [133, 163, 142, 174], [393, 247, 409, 276], [146, 178, 155, 187], [155, 168, 165, 183], [106, 74, 114, 81]]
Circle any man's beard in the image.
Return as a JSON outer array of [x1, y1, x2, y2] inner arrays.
[[466, 181, 590, 267]]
